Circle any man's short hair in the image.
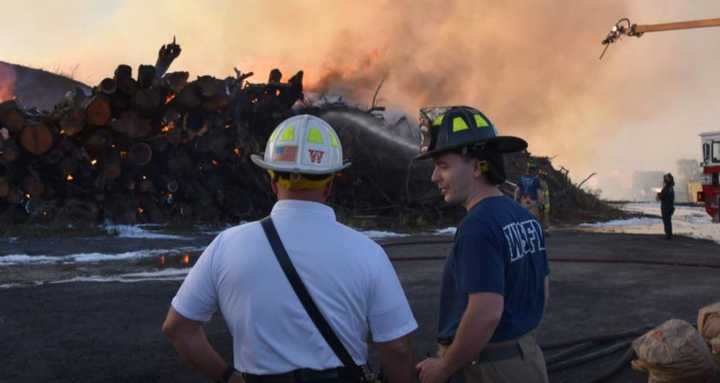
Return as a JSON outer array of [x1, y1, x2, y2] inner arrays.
[[268, 170, 334, 190]]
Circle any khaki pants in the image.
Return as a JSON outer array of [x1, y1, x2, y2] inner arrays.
[[438, 333, 549, 383]]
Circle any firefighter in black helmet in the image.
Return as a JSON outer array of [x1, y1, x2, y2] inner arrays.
[[415, 106, 550, 383]]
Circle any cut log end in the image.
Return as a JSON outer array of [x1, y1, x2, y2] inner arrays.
[[128, 142, 153, 166], [99, 78, 118, 95], [20, 123, 54, 156], [0, 102, 26, 133], [84, 95, 112, 127]]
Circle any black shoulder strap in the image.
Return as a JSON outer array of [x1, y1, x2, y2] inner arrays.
[[260, 217, 359, 370]]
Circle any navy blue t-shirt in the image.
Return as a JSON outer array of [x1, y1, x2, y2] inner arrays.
[[437, 196, 550, 343]]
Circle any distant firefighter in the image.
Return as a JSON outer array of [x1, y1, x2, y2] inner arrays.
[[657, 173, 675, 239], [515, 161, 549, 228]]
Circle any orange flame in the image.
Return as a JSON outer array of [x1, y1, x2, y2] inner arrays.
[[161, 121, 176, 134], [182, 254, 190, 266], [0, 64, 16, 103], [233, 148, 242, 157], [66, 174, 75, 182], [137, 207, 144, 214], [90, 159, 98, 166]]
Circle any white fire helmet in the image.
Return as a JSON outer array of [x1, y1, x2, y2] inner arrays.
[[251, 114, 350, 175]]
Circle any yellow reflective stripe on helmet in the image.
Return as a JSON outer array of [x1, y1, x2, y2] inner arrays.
[[452, 117, 469, 132], [474, 114, 490, 128], [329, 132, 339, 148], [279, 126, 295, 142], [307, 127, 325, 144], [432, 115, 444, 127], [269, 128, 281, 143]]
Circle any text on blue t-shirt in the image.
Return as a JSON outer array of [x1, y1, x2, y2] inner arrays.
[[437, 196, 550, 343]]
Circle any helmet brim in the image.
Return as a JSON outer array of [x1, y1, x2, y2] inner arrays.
[[413, 136, 528, 160], [251, 153, 351, 174]]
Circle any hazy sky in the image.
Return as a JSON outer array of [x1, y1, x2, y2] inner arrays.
[[3, 1, 720, 198]]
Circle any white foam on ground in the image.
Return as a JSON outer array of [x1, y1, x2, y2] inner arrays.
[[362, 230, 410, 239], [362, 227, 457, 239], [102, 224, 189, 240], [193, 223, 451, 240], [579, 202, 720, 244], [433, 227, 457, 236], [0, 283, 24, 289], [199, 229, 224, 236], [0, 281, 44, 289], [196, 223, 241, 236], [0, 246, 204, 266], [121, 268, 190, 278], [580, 217, 662, 228], [51, 268, 190, 284]]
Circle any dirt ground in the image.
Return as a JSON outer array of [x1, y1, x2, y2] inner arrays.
[[1, 230, 719, 383]]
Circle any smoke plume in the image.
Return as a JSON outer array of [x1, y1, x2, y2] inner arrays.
[[3, 1, 720, 198]]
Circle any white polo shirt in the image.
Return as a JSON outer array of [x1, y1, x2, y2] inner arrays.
[[171, 200, 417, 374]]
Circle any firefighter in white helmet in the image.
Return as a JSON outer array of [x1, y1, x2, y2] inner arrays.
[[163, 114, 417, 383]]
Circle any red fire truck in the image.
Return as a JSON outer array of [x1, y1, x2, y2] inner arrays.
[[699, 131, 720, 222]]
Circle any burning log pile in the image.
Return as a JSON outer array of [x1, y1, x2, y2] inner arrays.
[[504, 153, 624, 224], [0, 39, 619, 227], [0, 40, 306, 225]]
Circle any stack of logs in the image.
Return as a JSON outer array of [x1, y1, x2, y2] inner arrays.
[[0, 40, 620, 227], [0, 43, 305, 225], [504, 153, 624, 224]]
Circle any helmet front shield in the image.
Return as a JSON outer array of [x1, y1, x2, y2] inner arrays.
[[418, 106, 451, 156]]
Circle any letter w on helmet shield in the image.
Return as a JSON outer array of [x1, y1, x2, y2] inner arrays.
[[308, 149, 325, 164]]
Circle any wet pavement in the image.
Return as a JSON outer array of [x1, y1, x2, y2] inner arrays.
[[1, 230, 720, 382]]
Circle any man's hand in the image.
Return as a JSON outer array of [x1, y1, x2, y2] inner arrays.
[[416, 357, 451, 383]]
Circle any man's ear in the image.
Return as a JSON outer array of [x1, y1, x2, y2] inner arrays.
[[322, 177, 335, 199], [271, 181, 278, 195], [472, 159, 486, 179]]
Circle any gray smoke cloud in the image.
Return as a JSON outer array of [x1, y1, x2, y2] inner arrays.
[[3, 0, 720, 199], [307, 1, 720, 199]]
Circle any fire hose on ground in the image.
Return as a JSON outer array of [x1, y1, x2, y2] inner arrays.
[[540, 325, 651, 379], [377, 238, 719, 382], [379, 237, 720, 269]]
